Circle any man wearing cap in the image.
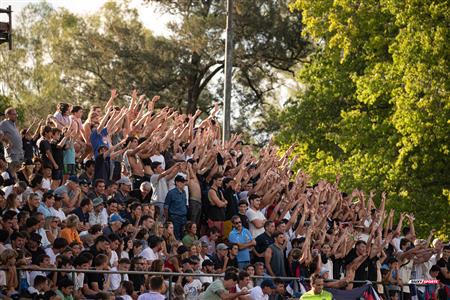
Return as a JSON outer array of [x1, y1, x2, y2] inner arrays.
[[210, 243, 229, 273], [103, 213, 125, 237], [164, 175, 188, 240], [228, 215, 255, 270], [0, 107, 24, 164], [89, 197, 107, 226], [249, 279, 276, 300], [113, 177, 132, 204], [54, 175, 81, 212]]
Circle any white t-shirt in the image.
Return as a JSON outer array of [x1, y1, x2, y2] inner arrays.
[[249, 286, 268, 300], [137, 291, 165, 300], [110, 250, 119, 267], [42, 178, 51, 190], [150, 174, 169, 203], [198, 271, 213, 284], [246, 208, 266, 238], [109, 267, 129, 291], [45, 248, 57, 264], [50, 207, 66, 221], [140, 247, 158, 262], [74, 273, 84, 291], [184, 279, 202, 300]]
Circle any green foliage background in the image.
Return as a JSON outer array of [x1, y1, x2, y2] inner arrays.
[[276, 0, 450, 238]]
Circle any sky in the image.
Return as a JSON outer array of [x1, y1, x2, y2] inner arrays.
[[0, 0, 174, 36]]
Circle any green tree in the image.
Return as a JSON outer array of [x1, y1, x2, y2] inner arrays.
[[0, 0, 309, 130], [278, 0, 450, 237], [145, 0, 310, 124]]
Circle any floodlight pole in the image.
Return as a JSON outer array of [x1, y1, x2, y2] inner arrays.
[[222, 0, 233, 143]]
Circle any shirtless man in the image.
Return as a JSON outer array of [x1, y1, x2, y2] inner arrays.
[[187, 159, 202, 227]]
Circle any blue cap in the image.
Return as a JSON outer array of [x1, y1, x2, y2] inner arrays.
[[109, 213, 124, 224], [68, 175, 79, 184]]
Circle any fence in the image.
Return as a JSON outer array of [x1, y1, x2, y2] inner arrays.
[[6, 267, 442, 300]]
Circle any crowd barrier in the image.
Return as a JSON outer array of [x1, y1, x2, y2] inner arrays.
[[4, 267, 445, 300]]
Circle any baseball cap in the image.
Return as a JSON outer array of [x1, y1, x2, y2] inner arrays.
[[174, 175, 187, 182], [216, 243, 229, 251], [109, 213, 125, 224], [260, 279, 276, 289], [116, 177, 132, 186], [319, 268, 329, 276], [93, 197, 104, 207], [79, 178, 90, 186], [68, 175, 79, 184], [201, 241, 209, 247]]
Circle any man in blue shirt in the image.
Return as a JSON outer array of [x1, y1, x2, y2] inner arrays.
[[228, 215, 256, 270], [164, 175, 188, 240]]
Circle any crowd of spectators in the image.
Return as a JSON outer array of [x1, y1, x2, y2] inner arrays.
[[0, 90, 449, 300]]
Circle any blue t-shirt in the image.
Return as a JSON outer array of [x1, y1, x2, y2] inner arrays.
[[228, 227, 253, 262], [90, 128, 109, 158]]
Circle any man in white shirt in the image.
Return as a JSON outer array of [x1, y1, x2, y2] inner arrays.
[[198, 260, 215, 284], [140, 236, 163, 263], [109, 258, 130, 291], [89, 197, 107, 226], [249, 279, 275, 300], [246, 195, 266, 238], [149, 161, 181, 221]]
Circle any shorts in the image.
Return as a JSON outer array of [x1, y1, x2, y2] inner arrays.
[[52, 168, 63, 180], [64, 164, 76, 175]]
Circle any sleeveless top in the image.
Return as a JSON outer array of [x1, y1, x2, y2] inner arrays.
[[269, 244, 286, 277], [208, 188, 226, 221]]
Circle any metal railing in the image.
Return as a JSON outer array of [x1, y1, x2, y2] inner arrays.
[[7, 267, 440, 300]]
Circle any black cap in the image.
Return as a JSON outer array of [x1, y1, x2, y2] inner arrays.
[[174, 175, 187, 182]]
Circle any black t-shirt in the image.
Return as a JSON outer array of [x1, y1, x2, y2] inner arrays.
[[94, 154, 110, 185], [223, 188, 238, 220], [255, 232, 274, 262], [22, 138, 36, 161], [227, 255, 239, 268], [38, 139, 52, 167], [71, 207, 90, 224], [51, 140, 64, 169], [17, 171, 30, 186], [129, 273, 145, 292], [129, 189, 152, 203], [437, 257, 450, 285], [344, 249, 376, 286], [85, 271, 105, 290], [207, 188, 226, 221], [211, 254, 225, 271]]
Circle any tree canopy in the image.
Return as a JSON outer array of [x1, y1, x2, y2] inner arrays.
[[277, 0, 450, 237], [0, 0, 310, 133]]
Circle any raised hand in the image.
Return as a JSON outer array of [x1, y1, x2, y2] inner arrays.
[[111, 89, 118, 99]]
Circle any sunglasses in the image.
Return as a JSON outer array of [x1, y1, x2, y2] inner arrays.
[[233, 221, 242, 225]]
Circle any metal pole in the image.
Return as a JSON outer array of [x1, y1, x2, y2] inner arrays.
[[222, 0, 233, 143]]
